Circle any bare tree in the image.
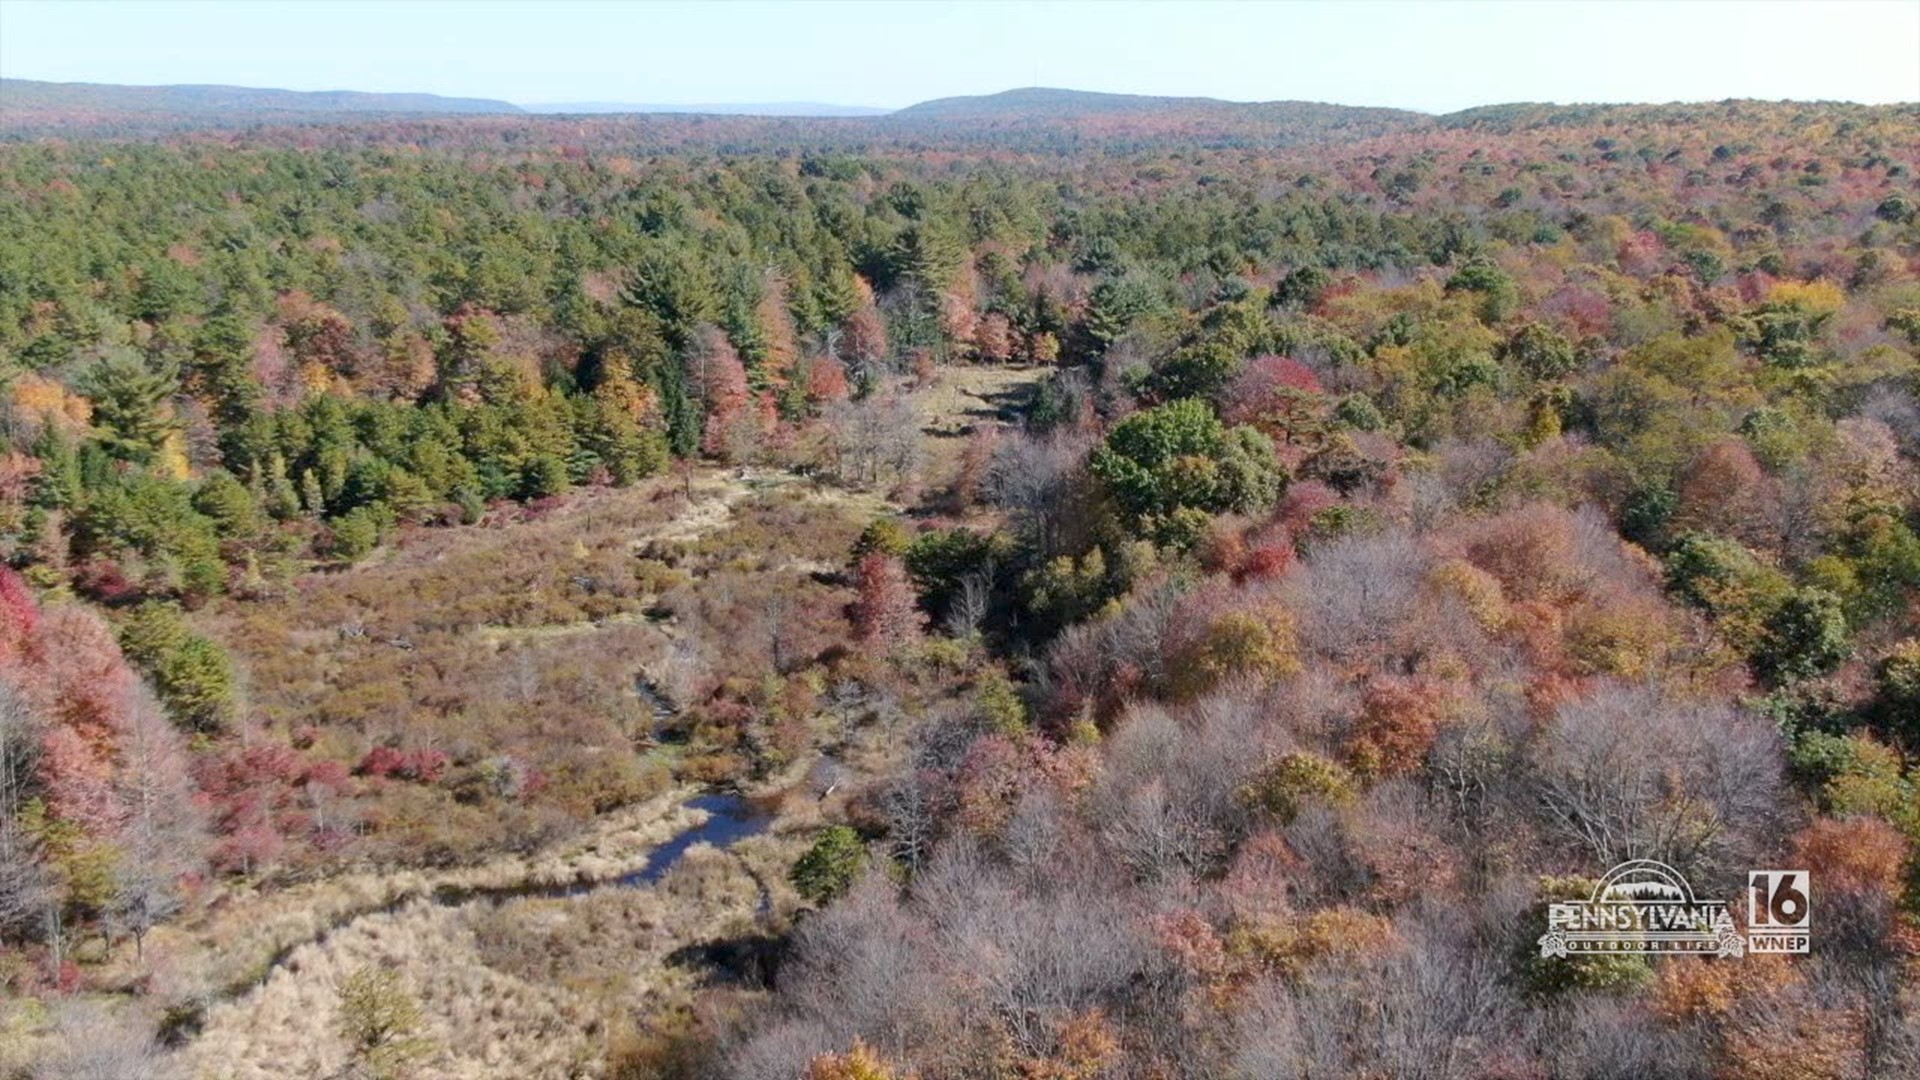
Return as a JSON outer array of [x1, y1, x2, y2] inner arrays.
[[823, 389, 921, 489], [948, 882, 1148, 1055], [1536, 995, 1710, 1080], [1286, 531, 1429, 666], [985, 430, 1097, 558], [1527, 681, 1781, 873], [0, 683, 35, 820], [880, 770, 940, 874], [35, 1001, 179, 1080], [1098, 779, 1221, 887], [942, 571, 991, 639], [0, 818, 53, 942], [779, 871, 945, 1060], [0, 685, 52, 944], [108, 690, 208, 960]]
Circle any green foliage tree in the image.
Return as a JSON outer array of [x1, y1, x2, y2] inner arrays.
[[790, 825, 866, 906], [1090, 399, 1282, 547], [1873, 640, 1920, 743], [1502, 322, 1577, 381], [1444, 257, 1519, 322], [79, 349, 183, 464], [336, 966, 433, 1080], [1751, 587, 1851, 685], [118, 602, 238, 733]]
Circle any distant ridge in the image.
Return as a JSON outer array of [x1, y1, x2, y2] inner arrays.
[[10, 79, 1886, 146], [523, 101, 890, 117], [892, 86, 1424, 124], [0, 78, 521, 132]]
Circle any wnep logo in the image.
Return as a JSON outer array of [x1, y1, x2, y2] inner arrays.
[[1536, 860, 1812, 959], [1747, 869, 1811, 954]]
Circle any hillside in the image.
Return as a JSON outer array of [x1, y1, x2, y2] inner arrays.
[[0, 88, 1917, 1079], [896, 85, 1416, 122], [522, 100, 890, 117], [887, 85, 1427, 146], [0, 77, 522, 135]]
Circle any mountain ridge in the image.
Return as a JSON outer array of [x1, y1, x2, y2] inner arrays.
[[522, 100, 890, 117], [0, 77, 522, 117], [891, 85, 1427, 122]]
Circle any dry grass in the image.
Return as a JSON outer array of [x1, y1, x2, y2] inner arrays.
[[177, 817, 810, 1080], [72, 385, 1004, 1076], [126, 789, 700, 1002]]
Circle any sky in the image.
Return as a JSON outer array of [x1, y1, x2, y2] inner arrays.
[[1, 0, 1916, 113]]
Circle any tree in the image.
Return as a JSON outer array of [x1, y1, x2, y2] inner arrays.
[[118, 602, 237, 733], [1750, 587, 1850, 685], [337, 966, 434, 1080], [1274, 265, 1330, 310], [973, 311, 1016, 365], [1872, 639, 1920, 743], [107, 690, 205, 957], [1672, 438, 1775, 546], [840, 280, 890, 386], [825, 392, 920, 488], [1444, 257, 1518, 322], [1089, 399, 1282, 547], [791, 825, 867, 906], [1528, 682, 1780, 871], [328, 504, 387, 563], [851, 553, 925, 657], [80, 348, 183, 466], [1501, 322, 1577, 381], [0, 818, 53, 944], [1223, 355, 1327, 445]]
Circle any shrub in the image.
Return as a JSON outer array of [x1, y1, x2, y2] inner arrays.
[[1237, 752, 1357, 824], [1168, 608, 1302, 699], [1872, 638, 1920, 743], [791, 825, 866, 906], [336, 966, 433, 1080]]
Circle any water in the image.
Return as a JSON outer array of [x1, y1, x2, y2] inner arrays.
[[201, 791, 780, 1040], [613, 793, 773, 887]]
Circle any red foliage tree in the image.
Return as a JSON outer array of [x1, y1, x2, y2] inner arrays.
[[850, 552, 925, 657], [806, 355, 852, 405], [1345, 677, 1450, 777], [0, 574, 207, 915], [840, 279, 890, 379], [1225, 355, 1328, 445], [1673, 437, 1775, 545], [0, 567, 39, 661], [972, 311, 1016, 365]]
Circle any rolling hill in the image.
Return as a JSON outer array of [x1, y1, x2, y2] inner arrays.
[[521, 100, 889, 117], [0, 78, 522, 135], [894, 85, 1409, 121]]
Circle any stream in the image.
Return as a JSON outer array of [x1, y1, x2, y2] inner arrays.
[[204, 792, 777, 1024], [432, 792, 775, 904], [608, 793, 774, 888]]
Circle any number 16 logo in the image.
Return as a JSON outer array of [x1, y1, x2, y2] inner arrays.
[[1747, 870, 1811, 954]]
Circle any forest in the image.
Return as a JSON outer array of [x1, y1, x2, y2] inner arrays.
[[0, 92, 1917, 1078]]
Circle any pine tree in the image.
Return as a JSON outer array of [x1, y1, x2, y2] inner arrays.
[[79, 349, 182, 464]]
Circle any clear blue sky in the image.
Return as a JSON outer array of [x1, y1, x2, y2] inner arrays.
[[1, 0, 1915, 112]]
